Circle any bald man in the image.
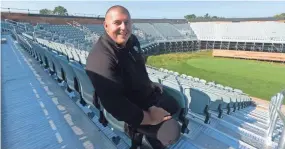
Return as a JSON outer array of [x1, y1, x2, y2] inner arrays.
[[86, 5, 181, 149]]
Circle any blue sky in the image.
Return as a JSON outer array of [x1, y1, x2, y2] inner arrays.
[[1, 1, 285, 19]]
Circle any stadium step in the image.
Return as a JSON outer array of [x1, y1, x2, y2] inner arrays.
[[228, 112, 269, 129], [209, 110, 268, 136], [222, 115, 267, 137], [189, 112, 278, 149], [185, 115, 256, 149], [234, 108, 270, 122], [232, 111, 269, 125], [238, 107, 270, 120]]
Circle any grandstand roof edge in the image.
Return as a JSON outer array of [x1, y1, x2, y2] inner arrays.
[[188, 17, 285, 22], [1, 12, 105, 20], [28, 13, 105, 20]]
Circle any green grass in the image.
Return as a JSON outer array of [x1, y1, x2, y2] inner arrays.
[[146, 51, 285, 104]]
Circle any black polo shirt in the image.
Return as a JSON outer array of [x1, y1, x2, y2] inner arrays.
[[85, 33, 157, 128]]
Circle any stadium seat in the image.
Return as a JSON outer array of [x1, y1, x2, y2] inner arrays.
[[46, 48, 65, 79], [69, 61, 94, 107], [133, 23, 165, 40], [55, 53, 78, 91], [152, 23, 185, 40], [102, 84, 190, 148]]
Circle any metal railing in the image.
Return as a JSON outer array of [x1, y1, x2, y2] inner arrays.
[[265, 90, 285, 148], [1, 7, 38, 14]]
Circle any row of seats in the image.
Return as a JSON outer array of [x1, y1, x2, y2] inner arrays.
[[1, 22, 14, 30], [36, 24, 86, 42], [190, 22, 285, 43], [81, 22, 285, 44], [83, 24, 105, 35], [3, 20, 285, 45], [146, 67, 252, 123], [132, 23, 198, 41], [33, 27, 94, 51], [35, 23, 159, 50], [152, 23, 186, 39], [4, 21, 284, 57]]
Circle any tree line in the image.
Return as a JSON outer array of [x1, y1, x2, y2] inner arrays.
[[184, 13, 224, 20], [274, 13, 285, 19], [39, 6, 68, 16]]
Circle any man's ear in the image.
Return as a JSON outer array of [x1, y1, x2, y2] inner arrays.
[[103, 21, 108, 32]]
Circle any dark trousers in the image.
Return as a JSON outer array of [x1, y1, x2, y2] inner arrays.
[[126, 91, 180, 149]]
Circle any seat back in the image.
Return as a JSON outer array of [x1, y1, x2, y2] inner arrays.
[[162, 85, 187, 120], [189, 88, 211, 114], [56, 55, 77, 90], [69, 61, 95, 106]]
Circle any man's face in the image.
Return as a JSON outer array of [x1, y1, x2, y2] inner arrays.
[[104, 9, 132, 46]]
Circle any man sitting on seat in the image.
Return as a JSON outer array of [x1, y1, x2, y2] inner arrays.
[[86, 5, 181, 149]]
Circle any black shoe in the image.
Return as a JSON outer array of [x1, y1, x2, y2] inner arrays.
[[145, 136, 166, 149]]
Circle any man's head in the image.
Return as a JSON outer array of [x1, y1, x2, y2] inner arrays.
[[104, 5, 132, 46]]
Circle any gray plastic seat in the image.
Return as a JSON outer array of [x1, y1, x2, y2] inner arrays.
[[33, 43, 63, 79], [43, 48, 57, 72], [102, 85, 190, 147], [29, 43, 39, 60], [36, 41, 78, 91], [69, 62, 94, 106], [55, 55, 77, 91], [47, 50, 65, 80], [33, 43, 48, 67], [212, 92, 235, 115], [189, 88, 212, 123]]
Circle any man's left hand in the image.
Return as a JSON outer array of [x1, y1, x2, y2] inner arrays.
[[152, 82, 163, 94]]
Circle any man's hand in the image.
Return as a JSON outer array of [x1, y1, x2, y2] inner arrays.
[[148, 106, 172, 125], [152, 82, 163, 94], [140, 106, 172, 126]]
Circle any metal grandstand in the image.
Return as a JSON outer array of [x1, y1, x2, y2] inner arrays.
[[1, 11, 285, 149]]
